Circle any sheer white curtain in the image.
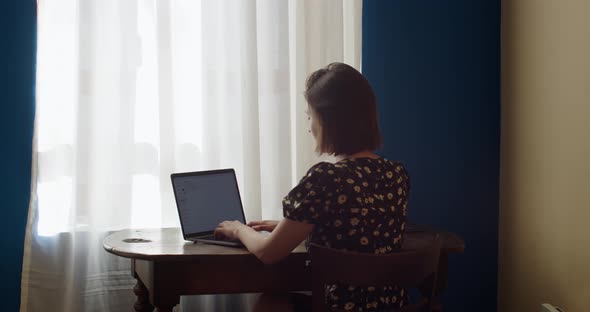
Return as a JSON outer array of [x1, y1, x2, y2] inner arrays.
[[21, 0, 362, 311]]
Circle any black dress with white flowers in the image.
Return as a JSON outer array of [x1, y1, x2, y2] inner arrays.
[[283, 157, 410, 311]]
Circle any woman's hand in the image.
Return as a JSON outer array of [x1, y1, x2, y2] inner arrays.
[[247, 220, 280, 232], [214, 220, 247, 240]]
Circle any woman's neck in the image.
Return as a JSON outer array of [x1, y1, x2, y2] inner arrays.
[[336, 150, 380, 162]]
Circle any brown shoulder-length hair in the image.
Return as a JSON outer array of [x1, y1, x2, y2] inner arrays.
[[304, 62, 382, 156]]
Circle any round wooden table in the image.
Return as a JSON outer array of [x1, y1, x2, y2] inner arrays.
[[104, 226, 464, 311]]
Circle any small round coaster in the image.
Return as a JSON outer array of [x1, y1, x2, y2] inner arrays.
[[123, 238, 152, 243]]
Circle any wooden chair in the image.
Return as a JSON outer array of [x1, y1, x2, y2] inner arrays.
[[309, 234, 442, 312]]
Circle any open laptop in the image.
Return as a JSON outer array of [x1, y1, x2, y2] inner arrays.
[[171, 169, 246, 247]]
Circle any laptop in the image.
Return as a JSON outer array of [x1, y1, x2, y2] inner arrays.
[[171, 169, 246, 247]]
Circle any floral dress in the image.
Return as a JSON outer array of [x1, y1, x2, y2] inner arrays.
[[283, 157, 410, 311]]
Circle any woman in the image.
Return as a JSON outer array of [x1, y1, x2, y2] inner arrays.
[[214, 62, 410, 311]]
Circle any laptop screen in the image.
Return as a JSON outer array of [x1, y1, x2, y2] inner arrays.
[[171, 170, 246, 236]]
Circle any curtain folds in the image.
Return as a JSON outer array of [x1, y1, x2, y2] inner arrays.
[[21, 0, 361, 311]]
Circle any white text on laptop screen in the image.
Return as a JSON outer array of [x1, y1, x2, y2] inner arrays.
[[173, 172, 244, 235]]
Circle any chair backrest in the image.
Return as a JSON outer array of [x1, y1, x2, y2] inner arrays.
[[309, 234, 442, 312]]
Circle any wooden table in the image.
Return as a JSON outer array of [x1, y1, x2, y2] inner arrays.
[[103, 226, 464, 312]]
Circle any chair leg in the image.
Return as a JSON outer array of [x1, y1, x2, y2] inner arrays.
[[432, 302, 443, 312]]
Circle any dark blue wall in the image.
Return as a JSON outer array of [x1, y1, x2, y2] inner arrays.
[[363, 1, 500, 311], [0, 0, 36, 310]]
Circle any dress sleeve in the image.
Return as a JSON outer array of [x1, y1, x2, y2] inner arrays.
[[282, 162, 333, 224]]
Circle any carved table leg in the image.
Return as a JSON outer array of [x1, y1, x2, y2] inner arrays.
[[155, 305, 176, 312], [133, 277, 154, 312], [154, 295, 179, 312]]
